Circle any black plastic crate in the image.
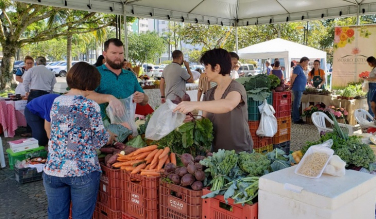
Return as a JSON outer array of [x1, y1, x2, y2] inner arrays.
[[273, 141, 290, 155], [14, 167, 43, 184]]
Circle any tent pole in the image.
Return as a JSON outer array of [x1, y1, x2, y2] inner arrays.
[[356, 4, 360, 26], [235, 25, 239, 53], [123, 10, 128, 61]]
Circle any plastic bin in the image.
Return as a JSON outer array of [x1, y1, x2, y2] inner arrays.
[[272, 116, 291, 144], [248, 121, 273, 148], [273, 141, 290, 154], [14, 166, 43, 184], [121, 171, 159, 219], [202, 188, 258, 219], [122, 212, 136, 219], [100, 163, 121, 188], [6, 146, 46, 170], [98, 190, 122, 211], [96, 202, 121, 219], [272, 91, 292, 118], [159, 180, 202, 219], [254, 144, 273, 154], [247, 93, 272, 121]]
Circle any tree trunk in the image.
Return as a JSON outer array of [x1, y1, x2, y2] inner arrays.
[[67, 32, 72, 71], [0, 42, 18, 90]]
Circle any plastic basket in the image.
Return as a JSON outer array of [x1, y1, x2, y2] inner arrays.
[[14, 167, 43, 184], [247, 93, 272, 121], [248, 121, 273, 148], [6, 147, 46, 170], [254, 144, 273, 154], [100, 163, 121, 188], [202, 188, 258, 219], [96, 202, 121, 219], [272, 91, 292, 118], [99, 181, 122, 199], [98, 190, 122, 211], [122, 212, 136, 219], [273, 141, 291, 154], [272, 116, 291, 144], [159, 180, 202, 219], [121, 171, 159, 219]]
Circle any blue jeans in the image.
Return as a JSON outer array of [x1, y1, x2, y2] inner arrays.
[[292, 90, 303, 122], [24, 107, 48, 146], [43, 171, 100, 219], [367, 83, 376, 117]]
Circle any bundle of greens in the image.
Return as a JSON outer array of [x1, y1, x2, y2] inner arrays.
[[266, 148, 296, 172], [268, 74, 281, 90], [238, 152, 270, 176], [156, 118, 214, 157], [243, 74, 272, 101]]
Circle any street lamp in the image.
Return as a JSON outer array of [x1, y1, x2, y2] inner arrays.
[[296, 21, 309, 45]]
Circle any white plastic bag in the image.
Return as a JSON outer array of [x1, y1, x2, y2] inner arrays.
[[256, 99, 277, 137], [145, 99, 186, 140], [323, 155, 346, 177], [106, 95, 138, 136], [362, 80, 369, 92]]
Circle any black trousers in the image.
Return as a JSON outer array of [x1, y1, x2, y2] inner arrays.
[[25, 90, 49, 136], [24, 108, 48, 146]]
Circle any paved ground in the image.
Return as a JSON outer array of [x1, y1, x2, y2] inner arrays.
[[0, 123, 319, 219]]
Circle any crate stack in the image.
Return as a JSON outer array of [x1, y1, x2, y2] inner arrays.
[[247, 92, 274, 154], [121, 170, 159, 219], [94, 164, 123, 219], [272, 91, 292, 154]]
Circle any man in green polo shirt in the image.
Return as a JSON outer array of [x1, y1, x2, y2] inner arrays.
[[88, 38, 148, 118]]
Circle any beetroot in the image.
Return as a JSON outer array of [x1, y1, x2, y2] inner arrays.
[[100, 147, 115, 154], [168, 174, 181, 185], [164, 163, 176, 173], [181, 153, 194, 167], [191, 181, 203, 191], [177, 167, 188, 177], [180, 174, 195, 187], [171, 94, 182, 104], [123, 146, 137, 155], [187, 162, 196, 174], [194, 163, 203, 171], [113, 142, 126, 150], [194, 170, 205, 181], [194, 155, 206, 163]]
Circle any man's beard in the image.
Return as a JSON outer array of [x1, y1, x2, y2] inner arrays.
[[106, 59, 123, 69]]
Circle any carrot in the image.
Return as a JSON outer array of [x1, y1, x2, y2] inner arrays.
[[157, 155, 168, 171], [133, 145, 158, 156], [145, 149, 159, 163], [151, 149, 164, 166], [170, 153, 176, 166], [145, 164, 150, 170], [131, 163, 146, 174], [112, 161, 133, 168], [135, 151, 150, 160], [129, 160, 144, 165], [140, 171, 160, 176], [159, 147, 170, 159], [122, 166, 135, 171], [165, 156, 170, 165], [149, 162, 158, 170]]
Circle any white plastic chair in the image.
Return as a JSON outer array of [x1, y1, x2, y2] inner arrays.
[[311, 112, 361, 136], [354, 109, 376, 131]]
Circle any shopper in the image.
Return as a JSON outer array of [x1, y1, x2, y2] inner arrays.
[[271, 60, 284, 81], [290, 57, 309, 124], [43, 62, 115, 219], [265, 60, 273, 75], [229, 52, 240, 79], [24, 93, 60, 146], [15, 56, 34, 96], [364, 56, 376, 116], [160, 50, 194, 103], [173, 48, 253, 153], [93, 55, 105, 67], [307, 60, 325, 89]]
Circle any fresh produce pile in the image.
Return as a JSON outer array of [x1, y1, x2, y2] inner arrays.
[[302, 115, 375, 169], [162, 153, 207, 191], [242, 74, 272, 101], [100, 142, 138, 168], [200, 149, 298, 205]]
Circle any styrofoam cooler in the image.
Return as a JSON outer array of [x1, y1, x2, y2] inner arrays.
[[259, 166, 376, 219]]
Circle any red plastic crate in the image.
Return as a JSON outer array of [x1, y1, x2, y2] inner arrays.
[[99, 181, 122, 198], [122, 212, 136, 219], [96, 202, 122, 219], [202, 188, 258, 219], [248, 121, 273, 148], [98, 190, 122, 211], [100, 163, 121, 188], [159, 180, 202, 219], [121, 171, 160, 219], [273, 91, 292, 118], [272, 116, 291, 144]]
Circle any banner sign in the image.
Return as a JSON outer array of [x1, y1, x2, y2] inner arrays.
[[332, 25, 376, 87]]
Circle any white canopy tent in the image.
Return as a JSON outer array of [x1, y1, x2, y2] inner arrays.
[[237, 38, 327, 80]]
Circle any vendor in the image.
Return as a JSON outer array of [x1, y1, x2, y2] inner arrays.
[[173, 48, 253, 153], [364, 56, 376, 116], [307, 60, 325, 89]]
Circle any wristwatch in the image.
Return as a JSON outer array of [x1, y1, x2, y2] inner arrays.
[[161, 96, 165, 98]]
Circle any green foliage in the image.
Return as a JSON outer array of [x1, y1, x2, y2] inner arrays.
[[128, 32, 166, 65], [243, 74, 272, 101], [188, 50, 204, 63], [268, 74, 281, 90], [266, 148, 296, 172], [238, 152, 270, 176], [126, 135, 147, 148]]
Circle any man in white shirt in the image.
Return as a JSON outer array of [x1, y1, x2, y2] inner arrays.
[[229, 52, 240, 79], [266, 60, 273, 75]]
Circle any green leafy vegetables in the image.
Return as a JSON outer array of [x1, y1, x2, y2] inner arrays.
[[244, 74, 272, 101]]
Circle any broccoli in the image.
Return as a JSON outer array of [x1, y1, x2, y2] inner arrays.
[[238, 152, 270, 176]]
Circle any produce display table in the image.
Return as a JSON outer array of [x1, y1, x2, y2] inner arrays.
[[259, 166, 376, 219], [144, 88, 198, 110], [294, 94, 368, 125], [0, 99, 27, 137]]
